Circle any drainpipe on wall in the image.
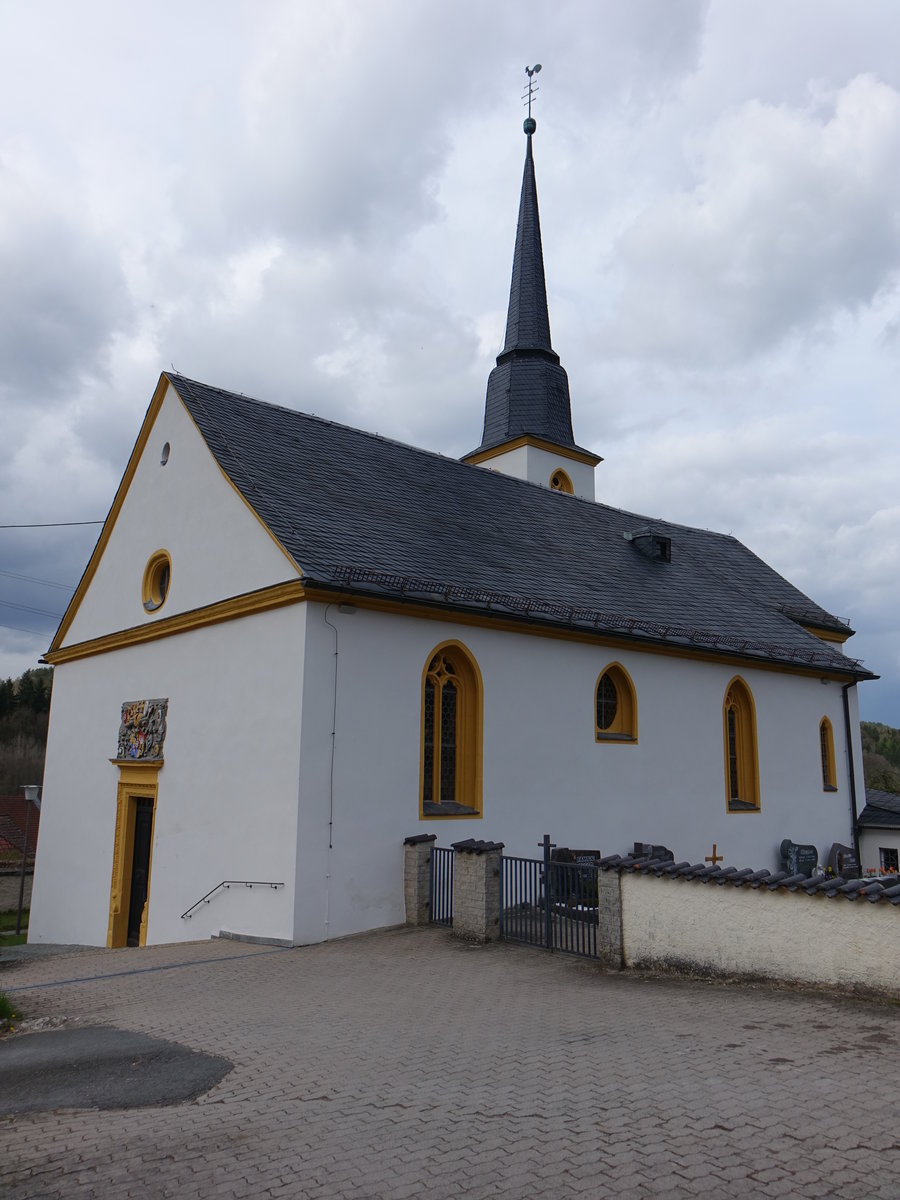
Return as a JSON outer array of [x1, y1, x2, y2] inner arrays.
[[842, 681, 862, 868], [321, 602, 356, 940]]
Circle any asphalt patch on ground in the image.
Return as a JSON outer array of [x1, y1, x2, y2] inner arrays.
[[0, 1026, 233, 1114]]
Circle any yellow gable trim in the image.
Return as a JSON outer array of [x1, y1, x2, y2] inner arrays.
[[47, 373, 301, 657], [169, 376, 300, 574], [44, 579, 307, 664], [463, 434, 602, 468]]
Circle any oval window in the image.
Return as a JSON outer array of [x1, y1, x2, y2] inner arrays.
[[142, 551, 172, 613]]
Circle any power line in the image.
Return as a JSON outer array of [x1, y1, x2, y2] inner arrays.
[[0, 600, 65, 619], [0, 621, 50, 637], [0, 569, 74, 592], [0, 521, 103, 529]]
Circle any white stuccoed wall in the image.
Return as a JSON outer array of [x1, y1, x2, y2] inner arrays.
[[294, 602, 863, 943], [64, 379, 299, 647], [618, 872, 900, 992], [30, 604, 305, 947], [473, 443, 596, 500]]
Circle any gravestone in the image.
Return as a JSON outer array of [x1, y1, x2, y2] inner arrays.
[[779, 838, 818, 878], [826, 842, 860, 880], [633, 841, 675, 862], [550, 848, 601, 906]]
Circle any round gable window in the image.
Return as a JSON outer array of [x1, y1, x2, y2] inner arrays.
[[142, 551, 171, 612]]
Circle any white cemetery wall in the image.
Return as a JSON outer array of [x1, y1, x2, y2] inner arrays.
[[619, 871, 900, 992], [30, 604, 305, 947], [63, 378, 299, 648], [293, 602, 857, 943]]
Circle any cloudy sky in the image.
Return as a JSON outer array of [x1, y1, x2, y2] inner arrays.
[[2, 0, 899, 723]]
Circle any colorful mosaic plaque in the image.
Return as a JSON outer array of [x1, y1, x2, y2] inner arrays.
[[117, 699, 168, 761]]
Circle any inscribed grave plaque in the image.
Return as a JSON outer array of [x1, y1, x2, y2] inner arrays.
[[779, 838, 818, 878]]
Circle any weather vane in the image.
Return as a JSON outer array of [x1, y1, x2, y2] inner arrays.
[[522, 63, 542, 134]]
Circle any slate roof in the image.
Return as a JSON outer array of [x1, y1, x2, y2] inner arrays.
[[858, 789, 900, 828], [600, 851, 900, 903], [168, 372, 873, 680], [468, 132, 593, 459]]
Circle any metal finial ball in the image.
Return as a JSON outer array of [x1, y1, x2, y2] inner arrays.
[[523, 116, 536, 135]]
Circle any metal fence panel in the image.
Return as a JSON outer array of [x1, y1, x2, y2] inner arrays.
[[500, 838, 601, 959], [429, 846, 453, 926]]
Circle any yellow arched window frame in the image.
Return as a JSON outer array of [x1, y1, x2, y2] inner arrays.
[[420, 641, 483, 818], [550, 468, 574, 494], [595, 663, 637, 742], [723, 677, 760, 812], [820, 717, 837, 792]]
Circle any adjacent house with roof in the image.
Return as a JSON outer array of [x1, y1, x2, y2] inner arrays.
[[857, 789, 900, 876], [29, 116, 874, 949]]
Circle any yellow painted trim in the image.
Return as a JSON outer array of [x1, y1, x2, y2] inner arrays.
[[819, 716, 837, 791], [550, 468, 574, 494], [108, 761, 160, 948], [169, 377, 302, 572], [44, 579, 307, 664], [293, 589, 860, 684], [49, 373, 301, 656], [723, 676, 760, 813], [141, 548, 172, 613], [464, 434, 602, 468], [802, 624, 851, 645], [594, 661, 638, 743], [47, 573, 863, 687], [419, 639, 484, 820]]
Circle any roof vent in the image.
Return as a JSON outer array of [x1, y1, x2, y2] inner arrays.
[[624, 528, 671, 563]]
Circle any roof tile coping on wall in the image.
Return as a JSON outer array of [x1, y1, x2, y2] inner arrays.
[[451, 839, 506, 855], [404, 833, 437, 845], [598, 853, 900, 905]]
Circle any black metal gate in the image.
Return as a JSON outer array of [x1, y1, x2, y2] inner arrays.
[[500, 834, 601, 958], [429, 845, 453, 926]]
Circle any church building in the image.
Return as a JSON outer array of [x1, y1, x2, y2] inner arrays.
[[29, 110, 874, 948]]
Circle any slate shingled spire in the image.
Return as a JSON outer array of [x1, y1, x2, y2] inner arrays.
[[468, 117, 582, 457]]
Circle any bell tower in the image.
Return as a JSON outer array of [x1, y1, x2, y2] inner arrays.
[[463, 67, 600, 499]]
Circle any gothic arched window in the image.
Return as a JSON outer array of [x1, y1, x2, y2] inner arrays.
[[723, 677, 760, 812], [595, 664, 637, 742], [421, 642, 483, 818], [820, 717, 837, 791]]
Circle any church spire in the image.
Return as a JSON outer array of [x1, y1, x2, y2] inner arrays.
[[464, 71, 600, 498]]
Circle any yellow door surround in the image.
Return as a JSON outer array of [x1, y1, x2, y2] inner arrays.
[[107, 759, 161, 948]]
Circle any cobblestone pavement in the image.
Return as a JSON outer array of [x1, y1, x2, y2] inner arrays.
[[2, 926, 900, 1199]]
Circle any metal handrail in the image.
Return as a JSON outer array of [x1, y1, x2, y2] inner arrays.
[[181, 880, 284, 920]]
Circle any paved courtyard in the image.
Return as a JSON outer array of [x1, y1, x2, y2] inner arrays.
[[2, 926, 900, 1199]]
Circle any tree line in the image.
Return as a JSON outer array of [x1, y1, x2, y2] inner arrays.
[[861, 722, 900, 794], [0, 668, 53, 794]]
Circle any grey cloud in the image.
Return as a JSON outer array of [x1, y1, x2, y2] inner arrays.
[[601, 75, 900, 367], [0, 166, 132, 402]]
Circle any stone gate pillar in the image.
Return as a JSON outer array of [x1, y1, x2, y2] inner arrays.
[[451, 839, 504, 943], [403, 834, 436, 926]]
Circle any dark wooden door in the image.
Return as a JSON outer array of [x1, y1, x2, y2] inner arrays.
[[126, 799, 154, 946]]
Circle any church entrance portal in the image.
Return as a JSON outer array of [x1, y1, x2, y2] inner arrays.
[[107, 762, 159, 948], [126, 798, 154, 945]]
